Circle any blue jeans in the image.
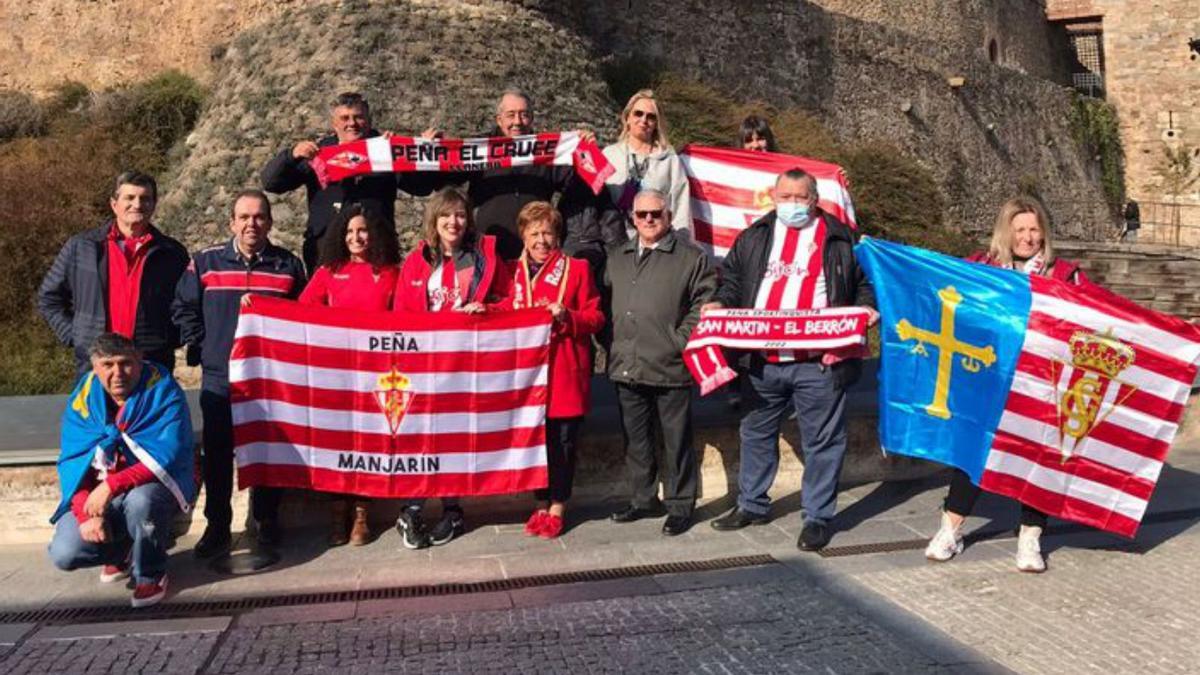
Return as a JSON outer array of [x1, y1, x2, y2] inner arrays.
[[48, 482, 179, 584], [737, 361, 848, 526]]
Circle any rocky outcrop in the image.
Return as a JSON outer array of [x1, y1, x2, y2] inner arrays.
[[155, 0, 619, 252]]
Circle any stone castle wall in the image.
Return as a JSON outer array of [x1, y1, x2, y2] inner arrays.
[[532, 0, 1114, 238]]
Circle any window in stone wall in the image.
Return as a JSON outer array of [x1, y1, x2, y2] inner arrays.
[[1068, 29, 1105, 98]]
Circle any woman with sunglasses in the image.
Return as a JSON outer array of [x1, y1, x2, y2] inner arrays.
[[298, 202, 401, 547], [602, 89, 692, 236]]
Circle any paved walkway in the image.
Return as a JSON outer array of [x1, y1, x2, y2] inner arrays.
[[1, 442, 1198, 673]]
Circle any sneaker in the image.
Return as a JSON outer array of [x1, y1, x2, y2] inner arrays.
[[396, 508, 431, 550], [429, 507, 465, 546], [99, 561, 130, 584], [524, 510, 548, 537], [130, 575, 168, 608], [1015, 525, 1046, 573], [924, 512, 964, 562], [100, 547, 132, 583]]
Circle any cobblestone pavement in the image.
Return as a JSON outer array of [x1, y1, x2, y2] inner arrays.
[[0, 572, 991, 675]]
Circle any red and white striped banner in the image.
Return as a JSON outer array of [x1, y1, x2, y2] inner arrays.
[[980, 276, 1200, 537], [311, 131, 614, 194], [679, 145, 857, 258], [229, 296, 553, 497], [684, 308, 872, 395]]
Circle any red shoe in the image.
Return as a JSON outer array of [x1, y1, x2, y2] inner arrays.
[[538, 514, 564, 539], [131, 575, 168, 609], [99, 561, 130, 584], [524, 510, 548, 537]]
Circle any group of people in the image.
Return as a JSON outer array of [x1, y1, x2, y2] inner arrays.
[[37, 88, 1085, 608]]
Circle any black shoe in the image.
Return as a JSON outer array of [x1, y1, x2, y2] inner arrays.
[[662, 515, 692, 536], [610, 503, 667, 523], [396, 507, 431, 550], [256, 518, 281, 548], [798, 522, 831, 551], [429, 507, 465, 546], [710, 508, 770, 531], [193, 526, 231, 559]]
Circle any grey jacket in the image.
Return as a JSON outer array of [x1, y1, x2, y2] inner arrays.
[[602, 231, 716, 387]]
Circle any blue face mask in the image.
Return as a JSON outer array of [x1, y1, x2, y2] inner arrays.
[[776, 202, 811, 227]]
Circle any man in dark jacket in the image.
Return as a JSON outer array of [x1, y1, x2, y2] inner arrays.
[[447, 89, 624, 265], [706, 169, 876, 552], [260, 91, 434, 273], [38, 171, 189, 376], [603, 189, 716, 536], [172, 189, 306, 558]]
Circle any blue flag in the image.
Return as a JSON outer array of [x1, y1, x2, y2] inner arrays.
[[55, 362, 196, 523], [854, 238, 1030, 481]]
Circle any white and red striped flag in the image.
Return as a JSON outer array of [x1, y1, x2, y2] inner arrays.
[[229, 296, 552, 497], [857, 237, 1200, 537], [680, 145, 857, 258]]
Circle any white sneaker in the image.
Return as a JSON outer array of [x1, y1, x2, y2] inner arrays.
[[924, 512, 964, 562], [1016, 525, 1046, 573]]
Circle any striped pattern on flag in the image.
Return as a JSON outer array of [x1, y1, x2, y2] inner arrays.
[[229, 296, 553, 498], [979, 276, 1200, 537], [679, 145, 856, 258]]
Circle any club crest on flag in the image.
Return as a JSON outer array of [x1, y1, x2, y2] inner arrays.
[[895, 285, 997, 420], [1052, 330, 1138, 462], [574, 147, 597, 175], [325, 150, 367, 170], [374, 367, 415, 436]]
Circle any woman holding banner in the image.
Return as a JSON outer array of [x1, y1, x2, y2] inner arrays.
[[505, 201, 604, 539], [925, 196, 1090, 573], [393, 187, 513, 548], [602, 89, 691, 236], [299, 203, 401, 547]]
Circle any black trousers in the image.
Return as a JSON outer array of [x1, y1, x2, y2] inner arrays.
[[945, 468, 1047, 528], [200, 389, 281, 531], [614, 383, 697, 517], [535, 417, 582, 503]]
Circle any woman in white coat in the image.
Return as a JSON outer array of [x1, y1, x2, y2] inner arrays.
[[602, 89, 691, 236]]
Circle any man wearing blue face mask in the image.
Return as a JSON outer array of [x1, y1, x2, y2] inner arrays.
[[702, 168, 876, 551]]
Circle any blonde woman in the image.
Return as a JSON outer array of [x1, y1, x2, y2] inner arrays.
[[925, 196, 1090, 573], [602, 89, 691, 235]]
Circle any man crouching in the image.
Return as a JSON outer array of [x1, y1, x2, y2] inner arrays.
[[48, 333, 196, 608]]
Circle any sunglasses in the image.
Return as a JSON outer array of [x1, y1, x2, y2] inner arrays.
[[634, 209, 664, 220], [631, 110, 658, 122]]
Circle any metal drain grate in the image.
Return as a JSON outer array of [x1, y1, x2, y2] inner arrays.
[[0, 554, 776, 625], [818, 505, 1200, 558]]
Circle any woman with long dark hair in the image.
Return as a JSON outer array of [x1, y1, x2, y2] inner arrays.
[[299, 202, 401, 546]]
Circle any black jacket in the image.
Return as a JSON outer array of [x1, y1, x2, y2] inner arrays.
[[260, 131, 435, 270], [172, 238, 306, 394], [37, 223, 189, 375], [441, 128, 626, 261], [715, 210, 875, 386]]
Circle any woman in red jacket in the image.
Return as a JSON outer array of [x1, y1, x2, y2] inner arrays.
[[925, 196, 1090, 573], [507, 201, 605, 539], [393, 187, 512, 549], [299, 203, 401, 547]]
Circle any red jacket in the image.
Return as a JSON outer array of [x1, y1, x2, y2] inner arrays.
[[394, 235, 512, 312], [300, 261, 399, 310], [503, 252, 604, 419], [967, 251, 1090, 286]]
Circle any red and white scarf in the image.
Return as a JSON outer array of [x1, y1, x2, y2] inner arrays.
[[428, 256, 468, 311], [754, 216, 828, 362], [684, 307, 872, 395], [512, 251, 570, 310], [312, 131, 615, 194]]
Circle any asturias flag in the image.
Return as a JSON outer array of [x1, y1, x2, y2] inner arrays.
[[856, 238, 1200, 537]]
